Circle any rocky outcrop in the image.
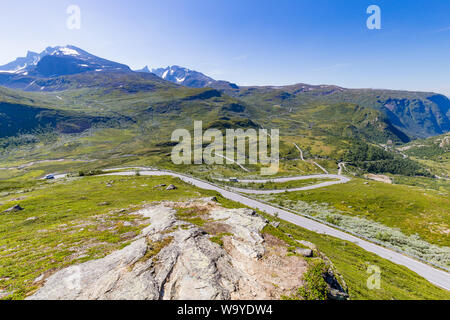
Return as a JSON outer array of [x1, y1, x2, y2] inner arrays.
[[295, 248, 313, 257], [439, 135, 449, 148], [365, 174, 392, 184], [3, 204, 24, 213], [209, 208, 267, 260], [28, 199, 347, 300]]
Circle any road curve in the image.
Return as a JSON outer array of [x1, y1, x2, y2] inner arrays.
[[94, 169, 450, 291], [338, 162, 346, 176], [214, 174, 350, 194], [293, 143, 329, 174]]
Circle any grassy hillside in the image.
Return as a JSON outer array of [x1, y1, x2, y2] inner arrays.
[[398, 133, 450, 177], [0, 72, 449, 300], [234, 85, 450, 139], [257, 178, 449, 246], [0, 174, 448, 300], [1, 72, 425, 178]]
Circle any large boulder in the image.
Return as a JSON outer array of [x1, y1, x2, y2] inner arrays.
[[295, 248, 313, 257], [28, 202, 339, 300], [3, 205, 24, 213]]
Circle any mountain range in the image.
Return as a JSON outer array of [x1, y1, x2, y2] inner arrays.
[[1, 45, 449, 302], [0, 45, 449, 140], [137, 65, 239, 91], [0, 45, 130, 79]]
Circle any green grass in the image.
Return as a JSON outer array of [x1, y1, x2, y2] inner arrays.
[[219, 178, 339, 190], [175, 207, 210, 227], [220, 198, 450, 300], [0, 180, 38, 194], [209, 233, 233, 247], [262, 178, 450, 246], [392, 175, 450, 194], [0, 175, 211, 299], [264, 221, 450, 300], [0, 174, 448, 300], [296, 260, 329, 300]]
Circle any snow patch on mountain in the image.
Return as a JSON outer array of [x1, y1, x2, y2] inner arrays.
[[0, 45, 130, 77], [52, 47, 80, 56]]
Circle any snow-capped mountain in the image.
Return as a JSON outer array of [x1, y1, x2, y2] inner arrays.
[[0, 45, 130, 77], [0, 46, 238, 91], [150, 65, 215, 88], [142, 65, 239, 90], [0, 47, 57, 74]]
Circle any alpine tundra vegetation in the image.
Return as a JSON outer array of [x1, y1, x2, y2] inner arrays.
[[0, 44, 449, 301]]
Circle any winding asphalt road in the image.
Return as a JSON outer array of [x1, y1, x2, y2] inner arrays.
[[105, 169, 450, 291], [214, 174, 350, 194], [53, 168, 450, 291], [293, 143, 329, 174]]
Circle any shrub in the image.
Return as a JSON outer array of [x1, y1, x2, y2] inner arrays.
[[345, 142, 429, 176], [78, 170, 104, 177], [297, 261, 329, 300], [258, 195, 450, 269]]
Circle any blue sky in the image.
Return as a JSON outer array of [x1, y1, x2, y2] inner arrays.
[[1, 0, 449, 95]]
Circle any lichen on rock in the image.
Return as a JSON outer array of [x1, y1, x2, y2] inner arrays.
[[28, 199, 347, 300]]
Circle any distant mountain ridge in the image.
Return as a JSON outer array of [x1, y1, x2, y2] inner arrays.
[[0, 47, 54, 74], [151, 65, 214, 87], [0, 45, 130, 78], [0, 45, 449, 138], [233, 84, 450, 138], [137, 65, 239, 91]]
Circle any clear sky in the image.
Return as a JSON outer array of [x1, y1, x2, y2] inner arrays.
[[1, 0, 449, 96]]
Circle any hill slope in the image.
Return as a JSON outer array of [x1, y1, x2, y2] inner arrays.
[[1, 47, 448, 139], [147, 65, 450, 139], [234, 84, 450, 139]]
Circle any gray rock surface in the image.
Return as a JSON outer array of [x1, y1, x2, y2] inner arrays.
[[270, 221, 280, 228], [28, 202, 347, 300], [4, 204, 24, 213], [209, 208, 266, 259], [295, 248, 313, 257], [29, 205, 267, 300]]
